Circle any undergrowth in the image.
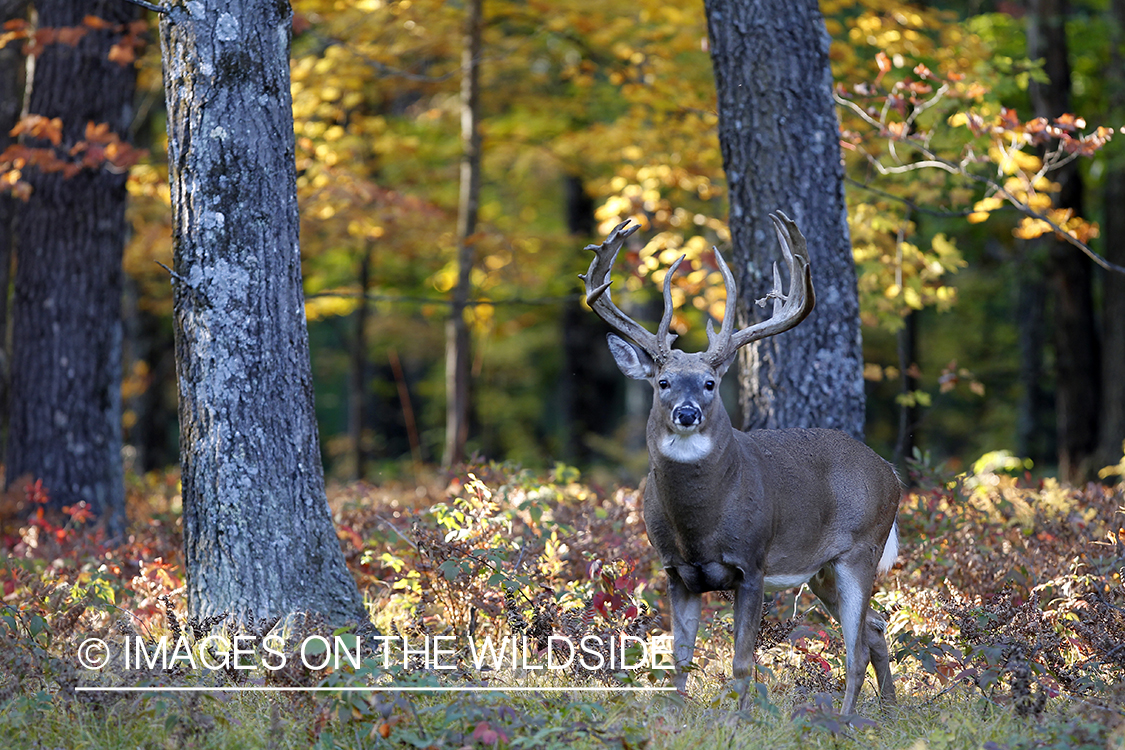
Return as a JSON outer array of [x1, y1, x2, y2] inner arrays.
[[1, 451, 1124, 749]]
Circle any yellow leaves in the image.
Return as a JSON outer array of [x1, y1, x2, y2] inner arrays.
[[1013, 211, 1099, 244], [988, 145, 1040, 176], [967, 195, 1002, 223], [852, 204, 965, 331], [306, 293, 359, 321]]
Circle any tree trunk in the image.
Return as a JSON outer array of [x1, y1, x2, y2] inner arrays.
[[1015, 257, 1053, 465], [894, 311, 918, 476], [348, 248, 370, 480], [160, 0, 364, 623], [1099, 0, 1125, 467], [0, 0, 26, 454], [1097, 171, 1124, 466], [7, 0, 134, 531], [442, 0, 482, 467], [703, 0, 864, 439], [1028, 0, 1100, 481]]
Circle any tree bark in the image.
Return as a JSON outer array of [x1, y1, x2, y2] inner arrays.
[[0, 0, 26, 453], [443, 0, 482, 468], [703, 0, 864, 439], [160, 0, 364, 623], [1028, 0, 1100, 481], [7, 0, 134, 531]]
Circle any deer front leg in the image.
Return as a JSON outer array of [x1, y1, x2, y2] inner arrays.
[[667, 569, 702, 693], [732, 571, 765, 709]]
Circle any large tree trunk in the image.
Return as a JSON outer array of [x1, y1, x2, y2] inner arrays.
[[160, 0, 364, 623], [442, 0, 482, 467], [703, 0, 864, 439], [1028, 0, 1100, 481], [7, 0, 134, 532]]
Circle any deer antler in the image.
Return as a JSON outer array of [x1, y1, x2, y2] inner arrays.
[[579, 221, 682, 364], [704, 210, 815, 368]]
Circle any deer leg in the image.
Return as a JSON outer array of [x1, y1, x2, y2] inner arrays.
[[866, 611, 896, 704], [667, 570, 702, 693], [732, 572, 765, 709], [832, 556, 876, 715], [811, 568, 896, 709]]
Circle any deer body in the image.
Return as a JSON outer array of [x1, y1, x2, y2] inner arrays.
[[583, 213, 900, 714]]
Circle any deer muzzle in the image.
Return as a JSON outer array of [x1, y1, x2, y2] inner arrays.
[[671, 403, 702, 428]]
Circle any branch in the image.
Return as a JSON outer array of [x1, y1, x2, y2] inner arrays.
[[120, 0, 166, 13], [845, 176, 986, 219], [836, 93, 1125, 274], [304, 290, 583, 307]]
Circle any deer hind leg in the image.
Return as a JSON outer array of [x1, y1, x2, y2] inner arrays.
[[810, 558, 879, 715], [865, 609, 895, 704], [667, 570, 702, 693]]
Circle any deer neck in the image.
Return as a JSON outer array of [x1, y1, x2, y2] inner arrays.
[[648, 406, 737, 494]]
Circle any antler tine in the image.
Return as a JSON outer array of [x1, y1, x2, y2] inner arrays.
[[704, 246, 739, 355], [656, 254, 685, 357], [706, 210, 816, 366], [578, 221, 665, 359]]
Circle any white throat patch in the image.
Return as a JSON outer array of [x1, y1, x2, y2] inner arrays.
[[658, 432, 713, 463]]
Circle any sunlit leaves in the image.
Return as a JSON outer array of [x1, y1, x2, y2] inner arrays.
[[851, 204, 964, 332]]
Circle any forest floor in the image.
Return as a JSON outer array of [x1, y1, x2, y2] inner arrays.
[[2, 451, 1124, 749]]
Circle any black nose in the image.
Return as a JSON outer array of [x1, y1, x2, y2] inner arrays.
[[673, 405, 701, 427]]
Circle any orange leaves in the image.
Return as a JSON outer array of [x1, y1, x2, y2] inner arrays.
[[10, 115, 64, 146], [13, 16, 147, 65], [1, 117, 146, 199]]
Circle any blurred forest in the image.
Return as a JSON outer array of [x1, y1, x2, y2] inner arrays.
[[3, 0, 1124, 489]]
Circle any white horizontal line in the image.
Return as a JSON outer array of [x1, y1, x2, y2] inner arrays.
[[75, 685, 677, 693]]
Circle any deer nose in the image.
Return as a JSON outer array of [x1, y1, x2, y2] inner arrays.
[[672, 404, 701, 427]]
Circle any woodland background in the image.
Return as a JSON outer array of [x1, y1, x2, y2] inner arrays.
[[3, 0, 1124, 490]]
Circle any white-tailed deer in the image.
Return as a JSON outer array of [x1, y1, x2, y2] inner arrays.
[[580, 211, 900, 714]]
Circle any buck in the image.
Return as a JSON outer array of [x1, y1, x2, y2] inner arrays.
[[579, 211, 900, 714]]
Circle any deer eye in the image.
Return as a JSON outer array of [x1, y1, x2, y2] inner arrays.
[[658, 379, 670, 390], [704, 380, 715, 391]]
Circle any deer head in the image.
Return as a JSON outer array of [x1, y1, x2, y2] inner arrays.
[[581, 211, 814, 458]]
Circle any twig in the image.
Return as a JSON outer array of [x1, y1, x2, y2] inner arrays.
[[845, 176, 985, 219], [121, 0, 166, 13], [836, 91, 1125, 274], [154, 260, 189, 286], [304, 289, 583, 307]]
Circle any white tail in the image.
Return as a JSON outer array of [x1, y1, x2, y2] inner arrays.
[[580, 212, 901, 713]]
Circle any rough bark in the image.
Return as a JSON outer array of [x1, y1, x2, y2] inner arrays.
[[442, 0, 482, 467], [703, 0, 864, 439], [1028, 0, 1100, 481], [7, 0, 133, 531], [159, 0, 364, 623]]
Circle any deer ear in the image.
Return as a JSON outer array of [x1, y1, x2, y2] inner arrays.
[[607, 333, 656, 380]]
